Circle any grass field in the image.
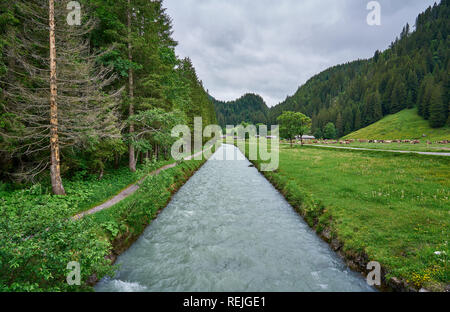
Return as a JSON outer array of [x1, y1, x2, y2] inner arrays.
[[306, 142, 450, 153], [240, 141, 449, 291], [343, 109, 450, 142]]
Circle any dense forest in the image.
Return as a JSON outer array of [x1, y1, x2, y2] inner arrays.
[[212, 93, 269, 128], [0, 0, 216, 191], [215, 1, 449, 139]]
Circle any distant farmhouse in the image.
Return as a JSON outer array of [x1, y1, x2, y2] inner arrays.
[[296, 135, 315, 141]]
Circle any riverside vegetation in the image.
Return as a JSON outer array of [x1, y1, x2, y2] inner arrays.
[[239, 140, 449, 291], [0, 156, 208, 291]]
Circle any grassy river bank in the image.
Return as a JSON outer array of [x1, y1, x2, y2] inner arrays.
[[238, 140, 449, 292]]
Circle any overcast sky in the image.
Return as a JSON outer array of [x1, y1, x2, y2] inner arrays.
[[165, 0, 437, 107]]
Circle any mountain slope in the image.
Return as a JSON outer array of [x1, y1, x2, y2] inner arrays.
[[268, 0, 449, 136], [214, 1, 449, 135], [343, 109, 450, 141], [212, 93, 269, 127]]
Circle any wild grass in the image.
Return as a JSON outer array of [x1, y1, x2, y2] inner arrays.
[[311, 142, 450, 153]]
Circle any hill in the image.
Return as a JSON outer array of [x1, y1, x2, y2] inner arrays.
[[212, 93, 269, 128], [343, 109, 450, 141], [217, 1, 449, 137], [268, 0, 449, 137]]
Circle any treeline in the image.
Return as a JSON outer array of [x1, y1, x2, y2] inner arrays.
[[0, 0, 216, 191], [269, 0, 449, 138], [213, 93, 269, 128]]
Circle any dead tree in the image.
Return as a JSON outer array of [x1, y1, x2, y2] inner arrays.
[[127, 0, 136, 172], [49, 0, 64, 194], [0, 0, 122, 192]]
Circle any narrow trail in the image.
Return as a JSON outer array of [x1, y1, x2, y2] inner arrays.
[[307, 144, 450, 156], [72, 148, 211, 220]]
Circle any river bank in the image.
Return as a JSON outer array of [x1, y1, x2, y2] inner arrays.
[[238, 141, 449, 292], [0, 155, 209, 291], [87, 158, 209, 287]]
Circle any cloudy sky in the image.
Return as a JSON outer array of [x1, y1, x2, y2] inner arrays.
[[165, 0, 436, 107]]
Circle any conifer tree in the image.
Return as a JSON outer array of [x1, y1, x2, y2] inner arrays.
[[0, 0, 120, 190], [429, 84, 447, 128]]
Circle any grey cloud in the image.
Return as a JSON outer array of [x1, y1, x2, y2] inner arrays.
[[165, 0, 436, 106]]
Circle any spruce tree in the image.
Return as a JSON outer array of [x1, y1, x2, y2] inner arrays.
[[336, 113, 343, 138], [429, 84, 447, 128], [390, 81, 407, 114]]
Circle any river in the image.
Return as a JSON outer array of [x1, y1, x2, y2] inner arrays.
[[95, 144, 374, 292]]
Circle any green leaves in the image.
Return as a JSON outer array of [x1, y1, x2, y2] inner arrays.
[[101, 221, 120, 237], [277, 111, 312, 144], [98, 50, 141, 77], [127, 108, 186, 152]]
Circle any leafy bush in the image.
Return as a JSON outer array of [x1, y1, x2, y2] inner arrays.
[[0, 204, 113, 291]]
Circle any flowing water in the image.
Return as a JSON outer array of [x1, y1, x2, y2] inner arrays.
[[95, 144, 374, 292]]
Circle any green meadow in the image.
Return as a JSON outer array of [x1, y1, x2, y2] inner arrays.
[[308, 142, 450, 153], [240, 141, 449, 291], [343, 109, 450, 142]]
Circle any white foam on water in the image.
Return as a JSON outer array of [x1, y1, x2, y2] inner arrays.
[[112, 280, 148, 292]]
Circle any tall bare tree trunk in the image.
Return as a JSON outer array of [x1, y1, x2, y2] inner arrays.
[[114, 153, 120, 169], [49, 0, 65, 195], [127, 0, 136, 172]]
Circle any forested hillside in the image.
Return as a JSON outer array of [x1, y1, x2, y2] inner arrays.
[[215, 1, 449, 138], [269, 0, 449, 138], [0, 0, 216, 190], [212, 93, 269, 127]]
